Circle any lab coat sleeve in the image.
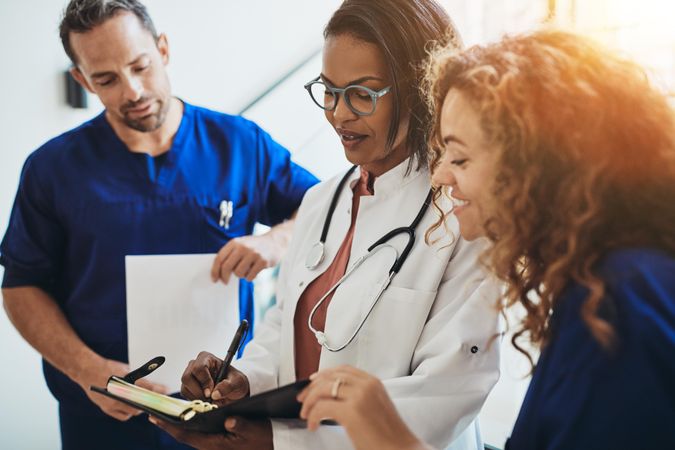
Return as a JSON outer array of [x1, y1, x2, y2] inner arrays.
[[270, 237, 503, 450], [231, 301, 283, 395], [230, 185, 319, 394]]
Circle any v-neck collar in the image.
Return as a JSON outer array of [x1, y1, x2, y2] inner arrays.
[[93, 99, 192, 187]]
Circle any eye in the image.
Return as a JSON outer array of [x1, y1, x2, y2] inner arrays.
[[97, 77, 115, 87], [451, 159, 468, 167], [134, 64, 149, 73]]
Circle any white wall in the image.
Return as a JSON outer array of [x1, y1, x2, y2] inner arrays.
[[0, 1, 338, 448]]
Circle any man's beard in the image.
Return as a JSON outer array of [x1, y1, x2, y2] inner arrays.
[[121, 97, 170, 132]]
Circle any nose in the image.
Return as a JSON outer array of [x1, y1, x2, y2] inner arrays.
[[331, 93, 358, 123], [431, 156, 456, 188], [121, 75, 144, 103]]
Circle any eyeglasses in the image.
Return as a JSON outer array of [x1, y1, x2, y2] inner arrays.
[[303, 76, 391, 116]]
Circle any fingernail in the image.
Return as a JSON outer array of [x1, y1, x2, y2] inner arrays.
[[212, 390, 221, 400], [225, 417, 236, 429], [149, 417, 157, 424], [309, 373, 317, 380], [204, 388, 211, 398]]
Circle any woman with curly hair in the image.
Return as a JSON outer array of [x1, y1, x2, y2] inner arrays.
[[298, 30, 675, 449]]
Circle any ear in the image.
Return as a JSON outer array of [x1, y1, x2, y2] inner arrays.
[[69, 66, 95, 94], [157, 33, 170, 66]]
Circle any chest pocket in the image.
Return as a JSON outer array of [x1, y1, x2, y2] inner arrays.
[[199, 195, 253, 243], [359, 284, 436, 377]]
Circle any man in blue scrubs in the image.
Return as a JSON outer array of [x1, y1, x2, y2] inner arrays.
[[0, 1, 318, 449]]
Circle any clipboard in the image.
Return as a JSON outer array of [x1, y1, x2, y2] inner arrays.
[[90, 357, 309, 433]]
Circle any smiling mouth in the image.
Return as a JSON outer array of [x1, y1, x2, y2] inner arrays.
[[452, 198, 470, 208], [337, 130, 367, 145]]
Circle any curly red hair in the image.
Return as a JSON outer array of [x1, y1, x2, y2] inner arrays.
[[424, 30, 675, 361]]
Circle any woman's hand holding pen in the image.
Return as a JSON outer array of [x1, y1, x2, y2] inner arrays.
[[180, 351, 250, 405], [157, 350, 272, 449]]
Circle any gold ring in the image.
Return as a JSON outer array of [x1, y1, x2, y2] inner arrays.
[[330, 377, 343, 399]]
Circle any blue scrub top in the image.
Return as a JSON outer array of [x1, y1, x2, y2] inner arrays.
[[507, 248, 675, 450], [0, 101, 319, 411]]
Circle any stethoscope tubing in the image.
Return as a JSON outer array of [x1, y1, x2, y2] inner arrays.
[[305, 166, 433, 352]]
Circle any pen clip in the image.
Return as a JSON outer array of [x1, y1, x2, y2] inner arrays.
[[219, 200, 234, 229], [123, 356, 166, 384]]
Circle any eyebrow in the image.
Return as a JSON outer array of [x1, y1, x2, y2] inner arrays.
[[90, 53, 150, 79], [321, 74, 386, 86], [442, 134, 467, 146]]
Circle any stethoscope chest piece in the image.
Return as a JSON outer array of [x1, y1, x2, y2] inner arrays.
[[305, 241, 325, 270]]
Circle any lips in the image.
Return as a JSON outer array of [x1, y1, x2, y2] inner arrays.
[[336, 128, 367, 148], [124, 100, 155, 116], [451, 196, 471, 214]]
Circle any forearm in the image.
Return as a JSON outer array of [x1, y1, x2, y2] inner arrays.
[[264, 211, 298, 251], [2, 286, 101, 387]]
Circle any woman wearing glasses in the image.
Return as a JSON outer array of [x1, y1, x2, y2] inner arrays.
[[152, 1, 502, 449], [296, 30, 675, 450]]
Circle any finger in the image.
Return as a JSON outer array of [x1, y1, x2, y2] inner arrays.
[[212, 374, 248, 402], [232, 252, 258, 280], [304, 400, 347, 431], [300, 378, 351, 419], [180, 354, 220, 399], [212, 242, 235, 282], [110, 401, 144, 417], [243, 259, 268, 282], [180, 360, 202, 400], [224, 416, 242, 433], [219, 245, 244, 284]]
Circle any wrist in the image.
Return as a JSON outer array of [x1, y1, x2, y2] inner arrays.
[[70, 349, 105, 388]]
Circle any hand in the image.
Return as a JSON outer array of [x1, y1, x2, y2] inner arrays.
[[150, 415, 273, 450], [180, 351, 250, 405], [211, 233, 284, 283], [297, 365, 423, 450], [77, 357, 169, 421]]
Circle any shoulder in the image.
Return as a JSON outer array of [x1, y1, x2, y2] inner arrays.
[[598, 248, 675, 310], [187, 103, 265, 138], [599, 247, 675, 334], [23, 114, 103, 176], [556, 247, 675, 352]]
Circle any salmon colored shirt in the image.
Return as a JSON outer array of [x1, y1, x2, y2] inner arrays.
[[293, 168, 374, 380]]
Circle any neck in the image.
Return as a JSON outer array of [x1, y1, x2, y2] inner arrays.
[[107, 97, 183, 157], [361, 144, 410, 178]]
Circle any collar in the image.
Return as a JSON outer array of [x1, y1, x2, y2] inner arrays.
[[347, 157, 425, 197]]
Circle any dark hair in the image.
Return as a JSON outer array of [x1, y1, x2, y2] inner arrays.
[[325, 0, 462, 174], [59, 0, 158, 64]]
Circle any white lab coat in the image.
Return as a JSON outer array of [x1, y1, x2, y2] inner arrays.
[[234, 160, 502, 450]]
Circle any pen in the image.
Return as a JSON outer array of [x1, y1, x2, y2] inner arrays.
[[214, 319, 249, 384]]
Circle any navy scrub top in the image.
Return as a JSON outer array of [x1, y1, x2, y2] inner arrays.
[[506, 248, 675, 450], [0, 101, 319, 411]]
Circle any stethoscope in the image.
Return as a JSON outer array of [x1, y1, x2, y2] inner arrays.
[[305, 165, 432, 352]]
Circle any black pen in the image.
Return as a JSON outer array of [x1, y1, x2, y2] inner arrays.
[[214, 319, 249, 384]]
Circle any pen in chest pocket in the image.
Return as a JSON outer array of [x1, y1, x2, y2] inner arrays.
[[219, 200, 233, 229]]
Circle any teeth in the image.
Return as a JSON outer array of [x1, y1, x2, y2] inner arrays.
[[340, 132, 362, 141], [453, 198, 469, 207]]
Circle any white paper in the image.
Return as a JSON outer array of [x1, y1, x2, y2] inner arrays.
[[125, 254, 240, 393]]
